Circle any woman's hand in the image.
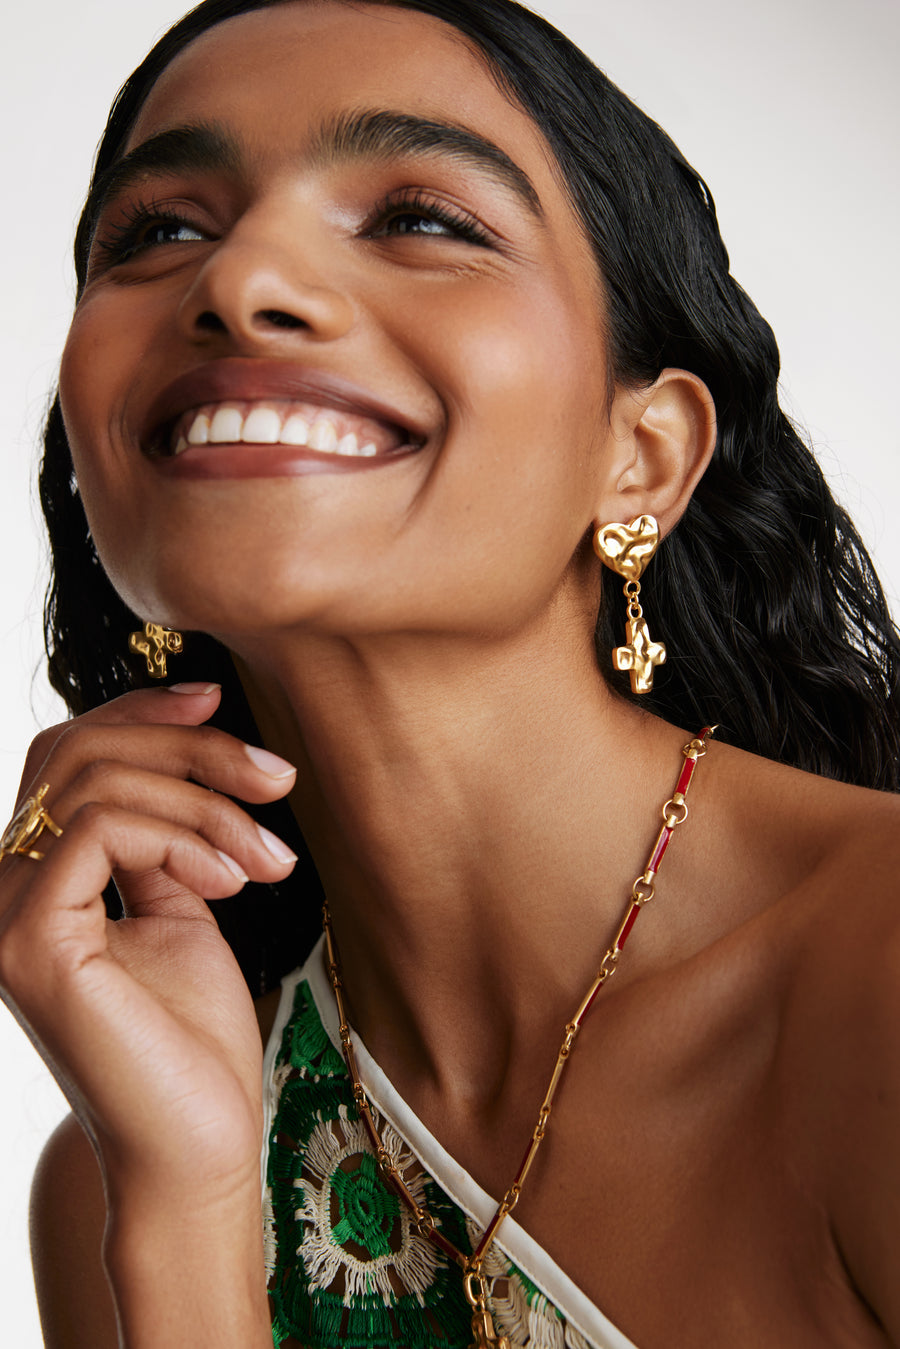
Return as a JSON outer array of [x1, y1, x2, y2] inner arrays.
[[0, 683, 297, 1346]]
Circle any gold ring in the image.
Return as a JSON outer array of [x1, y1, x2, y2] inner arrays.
[[0, 784, 64, 862]]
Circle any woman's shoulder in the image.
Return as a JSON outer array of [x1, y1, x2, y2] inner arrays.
[[724, 745, 900, 1337], [673, 734, 900, 991], [786, 835, 900, 1341], [741, 740, 900, 1054], [701, 735, 900, 900], [687, 739, 900, 1137], [650, 738, 900, 1337], [31, 1113, 118, 1349], [707, 740, 900, 1055]]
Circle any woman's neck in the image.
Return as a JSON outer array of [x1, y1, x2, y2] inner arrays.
[[232, 623, 692, 1109]]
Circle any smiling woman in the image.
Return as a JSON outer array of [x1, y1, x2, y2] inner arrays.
[[3, 2, 900, 1348]]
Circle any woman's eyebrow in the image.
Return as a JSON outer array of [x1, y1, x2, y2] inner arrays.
[[82, 110, 544, 236], [83, 123, 240, 233], [310, 109, 544, 218]]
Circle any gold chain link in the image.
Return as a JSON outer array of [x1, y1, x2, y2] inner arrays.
[[322, 726, 716, 1349]]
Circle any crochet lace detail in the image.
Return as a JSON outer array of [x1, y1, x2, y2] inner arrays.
[[265, 979, 592, 1349]]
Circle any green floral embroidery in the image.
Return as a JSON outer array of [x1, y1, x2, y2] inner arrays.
[[330, 1151, 400, 1259], [265, 977, 593, 1349], [266, 980, 472, 1347]]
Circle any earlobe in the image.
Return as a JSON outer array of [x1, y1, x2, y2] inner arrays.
[[600, 369, 717, 534]]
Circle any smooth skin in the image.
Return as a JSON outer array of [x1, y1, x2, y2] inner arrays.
[[3, 4, 899, 1347]]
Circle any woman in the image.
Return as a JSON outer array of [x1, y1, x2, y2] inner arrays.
[[2, 0, 899, 1345]]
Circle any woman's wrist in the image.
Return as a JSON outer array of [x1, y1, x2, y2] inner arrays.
[[103, 1178, 270, 1348]]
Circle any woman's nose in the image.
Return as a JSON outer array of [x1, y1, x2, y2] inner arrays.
[[175, 208, 357, 348]]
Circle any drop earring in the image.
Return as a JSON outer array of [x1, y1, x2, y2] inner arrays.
[[128, 622, 184, 679], [593, 514, 666, 694]]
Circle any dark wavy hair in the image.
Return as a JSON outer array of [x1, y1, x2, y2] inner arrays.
[[38, 0, 900, 983]]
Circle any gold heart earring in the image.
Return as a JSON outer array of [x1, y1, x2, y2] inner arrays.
[[593, 514, 666, 694], [128, 622, 184, 679]]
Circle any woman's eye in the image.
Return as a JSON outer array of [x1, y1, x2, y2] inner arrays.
[[383, 212, 457, 237], [137, 219, 207, 250], [93, 207, 210, 266], [367, 194, 492, 248]]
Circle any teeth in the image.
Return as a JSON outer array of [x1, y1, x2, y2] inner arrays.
[[186, 412, 210, 445], [208, 407, 244, 443], [172, 402, 404, 457], [281, 413, 311, 446], [241, 407, 282, 443], [308, 419, 338, 451]]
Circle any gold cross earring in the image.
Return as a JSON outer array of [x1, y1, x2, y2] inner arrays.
[[128, 621, 184, 679], [593, 514, 667, 694]]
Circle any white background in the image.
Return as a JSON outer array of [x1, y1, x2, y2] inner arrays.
[[2, 0, 898, 1341]]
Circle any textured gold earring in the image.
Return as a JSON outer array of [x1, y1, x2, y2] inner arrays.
[[128, 622, 184, 679], [593, 514, 666, 694]]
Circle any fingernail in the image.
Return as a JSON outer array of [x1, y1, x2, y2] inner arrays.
[[257, 825, 298, 865], [167, 682, 221, 695], [216, 849, 248, 883], [245, 745, 297, 778]]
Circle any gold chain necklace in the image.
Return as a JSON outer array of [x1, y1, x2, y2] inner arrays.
[[323, 727, 715, 1349]]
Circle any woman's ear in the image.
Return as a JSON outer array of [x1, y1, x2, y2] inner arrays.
[[594, 369, 717, 534]]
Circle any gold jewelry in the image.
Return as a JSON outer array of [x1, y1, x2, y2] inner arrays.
[[0, 784, 63, 862], [593, 514, 667, 694], [323, 727, 716, 1349], [128, 622, 184, 678]]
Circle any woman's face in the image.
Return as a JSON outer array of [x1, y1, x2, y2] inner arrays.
[[60, 1, 615, 646]]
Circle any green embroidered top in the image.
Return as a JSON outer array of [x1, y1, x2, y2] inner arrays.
[[262, 952, 634, 1349]]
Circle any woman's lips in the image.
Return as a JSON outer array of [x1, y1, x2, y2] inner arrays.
[[155, 441, 403, 479], [140, 358, 431, 474]]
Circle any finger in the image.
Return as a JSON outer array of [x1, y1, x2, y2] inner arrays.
[[35, 760, 298, 893], [2, 800, 248, 940], [19, 683, 225, 789], [16, 714, 297, 820], [0, 800, 246, 1039], [20, 683, 297, 805]]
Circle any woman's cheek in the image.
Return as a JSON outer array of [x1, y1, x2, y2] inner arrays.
[[60, 287, 158, 491], [436, 281, 606, 455]]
